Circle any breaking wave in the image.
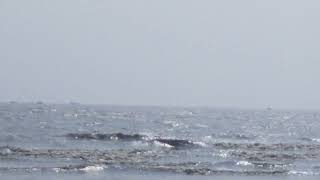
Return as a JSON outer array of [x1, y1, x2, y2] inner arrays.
[[65, 133, 203, 149]]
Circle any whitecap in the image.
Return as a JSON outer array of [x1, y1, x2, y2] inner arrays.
[[80, 165, 105, 172], [52, 168, 61, 173], [236, 161, 252, 166], [193, 141, 207, 147], [288, 170, 318, 175], [217, 150, 229, 158], [153, 141, 174, 148], [311, 138, 320, 143]]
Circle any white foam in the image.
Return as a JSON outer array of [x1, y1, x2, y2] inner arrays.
[[31, 167, 39, 171], [80, 165, 105, 172], [217, 150, 229, 158], [311, 138, 320, 143], [288, 170, 318, 175], [153, 141, 174, 148], [52, 168, 61, 173], [0, 148, 12, 155], [236, 161, 252, 166], [194, 141, 207, 147]]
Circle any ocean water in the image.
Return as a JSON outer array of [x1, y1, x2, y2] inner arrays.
[[1, 102, 320, 180]]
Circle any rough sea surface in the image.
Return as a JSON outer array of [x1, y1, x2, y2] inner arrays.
[[1, 102, 320, 180]]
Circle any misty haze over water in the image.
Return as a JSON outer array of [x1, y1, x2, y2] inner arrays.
[[1, 0, 320, 109]]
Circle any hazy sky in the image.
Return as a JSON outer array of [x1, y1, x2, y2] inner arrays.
[[1, 0, 320, 109]]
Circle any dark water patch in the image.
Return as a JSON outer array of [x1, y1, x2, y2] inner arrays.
[[65, 133, 147, 141]]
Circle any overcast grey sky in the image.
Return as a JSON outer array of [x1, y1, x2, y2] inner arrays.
[[0, 0, 320, 109]]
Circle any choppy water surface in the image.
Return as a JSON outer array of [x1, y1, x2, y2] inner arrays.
[[1, 103, 320, 179]]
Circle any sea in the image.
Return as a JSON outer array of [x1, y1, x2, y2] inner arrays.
[[1, 102, 320, 180]]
